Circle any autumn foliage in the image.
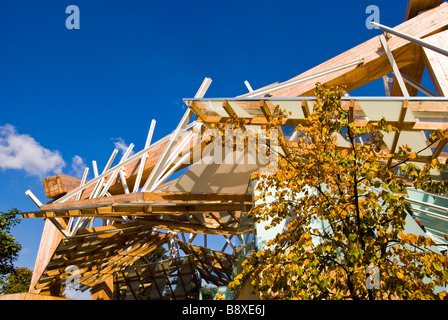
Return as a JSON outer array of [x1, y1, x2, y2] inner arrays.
[[229, 84, 448, 300]]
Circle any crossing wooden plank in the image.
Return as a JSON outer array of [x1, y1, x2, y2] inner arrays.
[[269, 3, 448, 97]]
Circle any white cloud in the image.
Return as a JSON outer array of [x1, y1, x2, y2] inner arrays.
[[63, 288, 91, 300], [0, 124, 65, 177], [70, 155, 86, 178], [111, 137, 134, 157]]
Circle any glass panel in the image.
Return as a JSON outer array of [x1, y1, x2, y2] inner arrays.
[[227, 101, 252, 118], [381, 130, 432, 156], [268, 100, 305, 119], [358, 100, 416, 122], [406, 188, 448, 245], [204, 100, 228, 117]]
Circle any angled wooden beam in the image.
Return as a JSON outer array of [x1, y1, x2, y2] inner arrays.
[[98, 144, 134, 197], [244, 80, 254, 92], [271, 3, 448, 97], [48, 218, 69, 237], [89, 149, 119, 200], [29, 220, 65, 293], [52, 123, 198, 202], [142, 109, 193, 192], [259, 100, 273, 122], [389, 0, 437, 96], [26, 192, 252, 213], [182, 76, 213, 119], [195, 77, 212, 99], [189, 101, 208, 124], [223, 100, 247, 132], [389, 46, 425, 97], [383, 76, 392, 96], [387, 100, 409, 167], [75, 167, 89, 201], [349, 99, 355, 123], [148, 129, 196, 192], [301, 99, 311, 118], [373, 21, 448, 57], [25, 189, 43, 208], [152, 151, 192, 191], [222, 100, 237, 118], [259, 100, 290, 157], [238, 81, 279, 98], [133, 120, 156, 193], [432, 138, 448, 159], [400, 72, 437, 96], [119, 169, 130, 194], [379, 34, 410, 98], [92, 161, 99, 178], [245, 59, 364, 97]]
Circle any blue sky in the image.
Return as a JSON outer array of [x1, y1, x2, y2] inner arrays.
[[0, 0, 421, 274]]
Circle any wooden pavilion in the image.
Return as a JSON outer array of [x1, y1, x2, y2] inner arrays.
[[19, 0, 448, 300]]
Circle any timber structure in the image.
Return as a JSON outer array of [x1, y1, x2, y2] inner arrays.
[[18, 0, 448, 299]]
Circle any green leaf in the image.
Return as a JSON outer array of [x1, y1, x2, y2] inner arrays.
[[442, 270, 448, 281], [433, 262, 442, 272]]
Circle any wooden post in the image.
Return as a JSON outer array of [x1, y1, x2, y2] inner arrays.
[[39, 283, 62, 297], [91, 275, 114, 300], [29, 219, 67, 294]]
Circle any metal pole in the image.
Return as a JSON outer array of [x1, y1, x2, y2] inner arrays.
[[371, 22, 448, 57], [244, 58, 365, 98]]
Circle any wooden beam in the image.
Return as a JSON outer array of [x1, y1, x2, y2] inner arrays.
[[91, 275, 114, 300], [222, 100, 237, 118], [387, 100, 409, 167], [243, 59, 364, 98], [133, 120, 156, 193], [29, 220, 65, 293], [42, 174, 82, 200], [90, 149, 118, 199], [422, 29, 448, 96], [390, 48, 425, 96], [379, 34, 410, 97], [383, 76, 392, 96], [432, 138, 448, 159], [392, 0, 432, 97], [400, 72, 437, 96], [189, 101, 209, 124], [259, 100, 290, 157], [25, 190, 43, 208], [259, 100, 273, 122], [33, 225, 168, 292], [23, 203, 251, 219], [98, 144, 134, 198], [50, 124, 199, 203], [24, 191, 252, 214], [270, 3, 448, 97], [404, 0, 443, 21], [222, 100, 247, 132], [76, 168, 89, 201], [142, 109, 193, 192], [349, 99, 355, 123], [48, 218, 69, 237], [301, 99, 311, 118]]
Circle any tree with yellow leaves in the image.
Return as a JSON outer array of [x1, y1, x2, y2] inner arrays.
[[229, 84, 448, 300]]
